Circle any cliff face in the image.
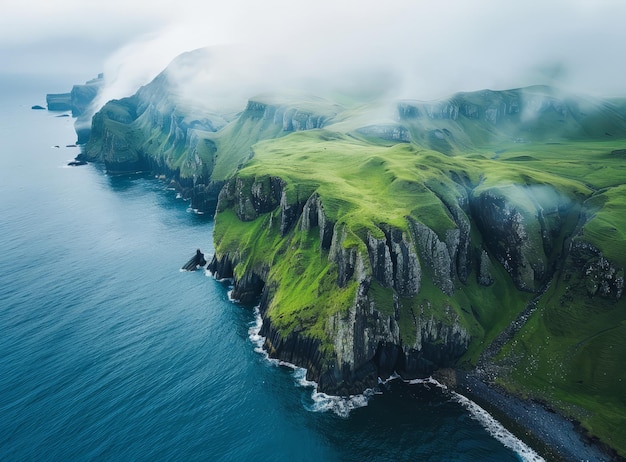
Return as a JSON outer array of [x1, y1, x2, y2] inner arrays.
[[82, 57, 340, 213], [209, 167, 543, 394], [207, 130, 624, 398], [396, 86, 626, 153], [79, 58, 626, 453]]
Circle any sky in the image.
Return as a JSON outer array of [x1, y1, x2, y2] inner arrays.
[[3, 0, 626, 101]]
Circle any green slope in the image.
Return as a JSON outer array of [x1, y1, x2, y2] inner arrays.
[[213, 128, 626, 456], [86, 75, 626, 455]]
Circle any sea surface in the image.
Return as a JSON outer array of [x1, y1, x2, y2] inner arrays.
[[0, 74, 540, 461]]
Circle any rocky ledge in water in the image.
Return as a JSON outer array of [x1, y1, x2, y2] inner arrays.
[[181, 249, 207, 271]]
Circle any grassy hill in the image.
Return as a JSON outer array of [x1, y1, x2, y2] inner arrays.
[[211, 114, 626, 456], [84, 63, 626, 455]]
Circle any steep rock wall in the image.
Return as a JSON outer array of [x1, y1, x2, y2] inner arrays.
[[210, 174, 474, 394]]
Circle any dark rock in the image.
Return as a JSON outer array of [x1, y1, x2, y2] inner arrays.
[[384, 227, 421, 296], [207, 253, 234, 280], [217, 176, 283, 221], [300, 193, 334, 250], [67, 160, 87, 166], [471, 189, 544, 291], [366, 232, 394, 288], [478, 249, 494, 286], [31, 105, 45, 110], [181, 249, 207, 271], [46, 93, 71, 111], [408, 220, 454, 295], [279, 190, 306, 236], [329, 225, 359, 287], [231, 271, 266, 304], [570, 241, 623, 300]]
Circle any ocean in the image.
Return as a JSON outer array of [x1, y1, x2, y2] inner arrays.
[[0, 74, 540, 461]]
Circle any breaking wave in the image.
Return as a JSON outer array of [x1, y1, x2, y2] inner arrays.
[[452, 392, 545, 462]]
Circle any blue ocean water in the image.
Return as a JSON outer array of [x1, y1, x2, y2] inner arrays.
[[0, 75, 536, 461]]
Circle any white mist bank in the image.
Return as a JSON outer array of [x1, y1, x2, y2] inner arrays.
[[57, 0, 626, 114]]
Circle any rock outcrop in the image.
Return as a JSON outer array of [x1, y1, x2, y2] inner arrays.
[[46, 93, 71, 111], [242, 99, 336, 132], [181, 249, 207, 271], [564, 240, 624, 301]]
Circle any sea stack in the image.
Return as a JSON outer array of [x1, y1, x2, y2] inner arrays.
[[181, 249, 207, 271]]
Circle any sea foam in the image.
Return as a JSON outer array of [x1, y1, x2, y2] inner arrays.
[[452, 391, 545, 462]]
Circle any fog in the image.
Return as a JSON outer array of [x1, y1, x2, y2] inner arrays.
[[4, 0, 626, 105]]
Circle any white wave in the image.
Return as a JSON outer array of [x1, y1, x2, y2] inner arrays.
[[247, 307, 372, 418], [186, 207, 204, 215], [227, 289, 239, 303], [452, 392, 544, 462], [248, 308, 267, 356], [292, 367, 316, 388], [175, 192, 182, 199], [406, 376, 446, 388], [205, 267, 235, 284], [306, 388, 374, 418]]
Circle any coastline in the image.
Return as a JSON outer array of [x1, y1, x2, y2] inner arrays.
[[244, 292, 613, 461], [454, 371, 620, 462]]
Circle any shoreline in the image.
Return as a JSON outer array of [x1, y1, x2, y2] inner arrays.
[[232, 281, 620, 461], [246, 298, 602, 460], [454, 371, 620, 462]]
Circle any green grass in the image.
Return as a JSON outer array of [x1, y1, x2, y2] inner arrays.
[[582, 184, 626, 267], [473, 140, 626, 190], [212, 125, 626, 455], [242, 132, 463, 236], [214, 130, 552, 356], [497, 278, 626, 456], [92, 82, 626, 455]]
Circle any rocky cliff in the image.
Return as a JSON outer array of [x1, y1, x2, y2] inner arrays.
[[206, 133, 621, 397], [208, 174, 473, 394], [81, 51, 341, 213], [78, 54, 626, 454], [46, 74, 103, 144]]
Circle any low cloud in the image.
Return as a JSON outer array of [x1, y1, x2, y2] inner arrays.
[[7, 0, 626, 105]]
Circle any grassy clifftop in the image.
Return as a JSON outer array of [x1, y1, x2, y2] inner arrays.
[[85, 62, 626, 454], [211, 122, 626, 455]]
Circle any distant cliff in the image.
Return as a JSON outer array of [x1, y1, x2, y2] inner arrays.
[[46, 74, 104, 144], [81, 50, 626, 456], [81, 50, 341, 212]]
